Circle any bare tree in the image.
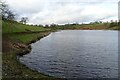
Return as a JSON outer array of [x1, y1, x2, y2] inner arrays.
[[0, 1, 15, 20], [7, 10, 15, 20], [20, 17, 28, 24]]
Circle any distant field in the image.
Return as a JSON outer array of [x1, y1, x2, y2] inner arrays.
[[63, 23, 118, 30], [2, 20, 119, 34]]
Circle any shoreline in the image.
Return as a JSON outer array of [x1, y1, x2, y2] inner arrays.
[[16, 32, 52, 76], [17, 32, 51, 56], [2, 19, 119, 79], [2, 30, 118, 79], [2, 31, 63, 79]]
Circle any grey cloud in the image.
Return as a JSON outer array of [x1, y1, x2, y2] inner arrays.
[[4, 0, 119, 25]]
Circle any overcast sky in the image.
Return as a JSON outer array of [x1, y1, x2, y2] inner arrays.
[[4, 0, 120, 25]]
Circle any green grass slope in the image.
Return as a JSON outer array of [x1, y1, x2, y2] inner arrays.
[[2, 20, 49, 34], [2, 20, 56, 79]]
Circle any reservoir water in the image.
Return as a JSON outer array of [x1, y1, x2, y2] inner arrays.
[[19, 30, 118, 78]]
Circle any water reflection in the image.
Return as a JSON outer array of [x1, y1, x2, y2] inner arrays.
[[20, 30, 118, 78]]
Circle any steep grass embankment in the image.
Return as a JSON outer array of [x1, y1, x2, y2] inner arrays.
[[2, 20, 62, 80]]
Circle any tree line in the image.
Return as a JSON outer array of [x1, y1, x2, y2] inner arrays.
[[109, 20, 120, 27]]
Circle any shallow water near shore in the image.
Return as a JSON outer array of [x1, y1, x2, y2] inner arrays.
[[19, 30, 118, 78]]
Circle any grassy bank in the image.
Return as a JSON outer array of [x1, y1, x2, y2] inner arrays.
[[2, 20, 62, 79], [3, 33, 55, 79]]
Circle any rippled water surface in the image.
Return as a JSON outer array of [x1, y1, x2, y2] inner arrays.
[[20, 30, 118, 78]]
